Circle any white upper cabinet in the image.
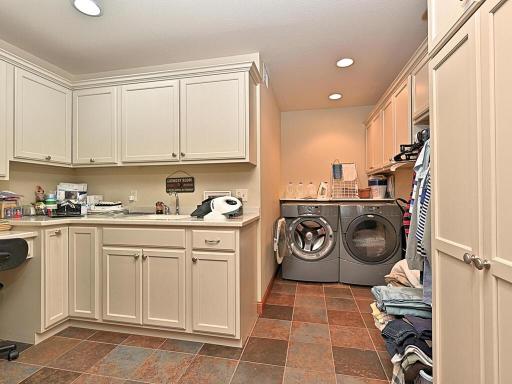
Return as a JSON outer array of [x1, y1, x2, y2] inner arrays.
[[121, 80, 180, 163], [0, 60, 13, 180], [382, 100, 394, 165], [393, 78, 411, 153], [412, 59, 429, 119], [428, 0, 481, 52], [14, 68, 72, 164], [180, 73, 247, 161], [73, 87, 118, 165]]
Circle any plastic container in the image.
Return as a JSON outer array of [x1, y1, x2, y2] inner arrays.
[[286, 182, 295, 199], [368, 176, 387, 199], [296, 182, 305, 199], [305, 182, 317, 199]]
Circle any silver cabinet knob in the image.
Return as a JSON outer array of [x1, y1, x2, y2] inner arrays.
[[172, 153, 177, 158], [142, 252, 147, 260], [473, 257, 491, 270], [192, 257, 198, 263], [181, 152, 185, 157], [134, 253, 140, 259], [45, 155, 52, 161], [463, 253, 475, 265], [54, 229, 61, 235], [90, 158, 95, 163]]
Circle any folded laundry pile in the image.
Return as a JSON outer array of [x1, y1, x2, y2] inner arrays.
[[371, 286, 432, 318], [385, 259, 422, 288], [382, 316, 433, 384]]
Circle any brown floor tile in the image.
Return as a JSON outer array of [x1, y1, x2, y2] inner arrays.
[[19, 367, 81, 384], [336, 375, 388, 383], [0, 360, 40, 384], [283, 367, 336, 384], [56, 327, 97, 340], [132, 350, 194, 383], [241, 337, 288, 366], [324, 287, 353, 298], [294, 295, 325, 308], [121, 335, 166, 349], [332, 347, 386, 380], [178, 355, 237, 384], [88, 330, 131, 344], [323, 283, 350, 288], [293, 306, 328, 324], [377, 351, 394, 381], [73, 374, 130, 384], [272, 283, 297, 295], [48, 341, 116, 372], [261, 304, 294, 321], [361, 313, 376, 329], [88, 345, 153, 379], [160, 339, 203, 354], [267, 293, 295, 306], [251, 318, 291, 340], [368, 329, 387, 352], [329, 326, 374, 350], [287, 341, 334, 373], [296, 284, 324, 296], [18, 336, 81, 365], [231, 361, 284, 384], [327, 310, 365, 328], [198, 343, 243, 360], [350, 287, 374, 299], [355, 299, 374, 314], [326, 297, 358, 312], [290, 322, 331, 345], [274, 275, 297, 285]]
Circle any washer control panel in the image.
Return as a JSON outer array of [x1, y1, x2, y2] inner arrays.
[[298, 205, 320, 215]]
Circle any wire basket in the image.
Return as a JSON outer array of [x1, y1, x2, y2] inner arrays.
[[331, 161, 359, 199]]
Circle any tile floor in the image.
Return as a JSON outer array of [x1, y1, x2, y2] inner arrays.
[[0, 278, 392, 384]]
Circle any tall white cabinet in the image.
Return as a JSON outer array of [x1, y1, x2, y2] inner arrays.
[[0, 60, 12, 180], [14, 68, 71, 164]]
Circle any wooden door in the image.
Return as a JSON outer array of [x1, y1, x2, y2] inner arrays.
[[191, 251, 236, 335], [102, 247, 142, 324], [382, 100, 394, 165], [44, 227, 69, 328], [142, 248, 186, 329], [14, 68, 71, 164], [430, 16, 482, 384], [69, 227, 99, 319], [180, 73, 247, 161], [121, 80, 179, 163], [480, 1, 512, 382], [394, 78, 412, 153], [0, 61, 8, 178], [73, 87, 118, 165]]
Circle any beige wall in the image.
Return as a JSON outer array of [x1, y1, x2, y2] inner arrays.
[[280, 105, 373, 195], [259, 84, 281, 299]]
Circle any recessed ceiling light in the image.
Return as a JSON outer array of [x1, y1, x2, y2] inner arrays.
[[73, 0, 102, 16], [336, 58, 354, 68], [329, 93, 343, 100]]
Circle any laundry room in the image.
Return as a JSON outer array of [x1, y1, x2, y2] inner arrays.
[[0, 1, 507, 383]]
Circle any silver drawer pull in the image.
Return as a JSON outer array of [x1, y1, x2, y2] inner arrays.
[[54, 229, 61, 235], [205, 239, 221, 245]]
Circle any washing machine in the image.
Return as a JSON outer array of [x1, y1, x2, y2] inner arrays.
[[274, 203, 339, 282], [339, 202, 402, 286]]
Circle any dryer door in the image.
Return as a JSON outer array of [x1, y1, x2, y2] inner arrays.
[[274, 217, 290, 265], [289, 217, 335, 261], [344, 214, 398, 264]]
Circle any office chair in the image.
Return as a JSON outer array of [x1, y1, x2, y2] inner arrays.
[[0, 238, 29, 361]]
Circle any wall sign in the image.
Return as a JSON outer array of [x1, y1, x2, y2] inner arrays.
[[166, 176, 195, 193]]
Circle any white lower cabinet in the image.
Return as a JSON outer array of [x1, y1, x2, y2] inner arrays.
[[142, 249, 186, 329], [69, 227, 99, 319], [102, 247, 142, 324], [191, 251, 236, 336], [44, 227, 69, 329]]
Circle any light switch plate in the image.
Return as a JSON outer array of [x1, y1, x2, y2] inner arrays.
[[235, 189, 248, 202]]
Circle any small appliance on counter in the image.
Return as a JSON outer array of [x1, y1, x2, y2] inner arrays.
[[192, 196, 243, 221]]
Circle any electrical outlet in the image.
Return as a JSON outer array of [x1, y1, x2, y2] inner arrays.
[[235, 189, 248, 202], [129, 190, 138, 202]]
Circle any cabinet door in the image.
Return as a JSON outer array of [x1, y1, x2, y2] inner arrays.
[[142, 249, 186, 329], [412, 59, 429, 119], [14, 68, 71, 164], [365, 124, 373, 171], [428, 0, 480, 52], [382, 100, 394, 165], [102, 247, 142, 324], [121, 80, 179, 163], [430, 17, 482, 384], [73, 87, 118, 165], [44, 227, 69, 328], [369, 112, 383, 169], [393, 78, 412, 153], [0, 61, 8, 179], [69, 227, 99, 319], [480, 1, 512, 382], [180, 73, 247, 161], [191, 251, 236, 335]]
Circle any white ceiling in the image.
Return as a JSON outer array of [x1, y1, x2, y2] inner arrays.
[[0, 0, 427, 111]]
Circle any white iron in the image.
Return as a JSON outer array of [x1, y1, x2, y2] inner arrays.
[[204, 196, 242, 222]]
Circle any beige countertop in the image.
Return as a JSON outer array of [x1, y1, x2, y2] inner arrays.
[[6, 213, 260, 228]]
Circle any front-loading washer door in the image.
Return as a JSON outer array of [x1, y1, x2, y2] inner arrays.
[[289, 216, 335, 261], [274, 217, 290, 265], [344, 214, 398, 264]]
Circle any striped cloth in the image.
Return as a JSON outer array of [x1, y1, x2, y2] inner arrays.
[[402, 172, 416, 238], [416, 171, 431, 258]]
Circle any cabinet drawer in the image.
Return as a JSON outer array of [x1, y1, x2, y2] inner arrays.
[[192, 230, 236, 251], [103, 227, 186, 248]]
